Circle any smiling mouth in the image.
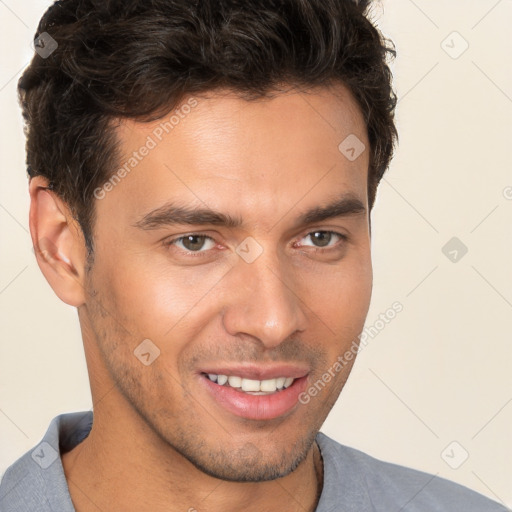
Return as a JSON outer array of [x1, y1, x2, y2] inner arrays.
[[201, 373, 295, 395]]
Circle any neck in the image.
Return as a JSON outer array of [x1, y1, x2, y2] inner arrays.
[[62, 401, 324, 512]]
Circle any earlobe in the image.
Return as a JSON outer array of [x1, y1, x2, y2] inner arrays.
[[29, 176, 87, 307]]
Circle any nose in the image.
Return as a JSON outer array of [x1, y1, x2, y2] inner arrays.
[[221, 248, 308, 349]]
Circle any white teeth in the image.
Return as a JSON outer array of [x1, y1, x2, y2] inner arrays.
[[205, 373, 295, 393], [260, 378, 277, 392], [284, 377, 294, 388], [228, 375, 242, 388], [241, 378, 261, 392]]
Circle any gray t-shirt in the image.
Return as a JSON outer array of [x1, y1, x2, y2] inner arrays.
[[0, 411, 507, 511]]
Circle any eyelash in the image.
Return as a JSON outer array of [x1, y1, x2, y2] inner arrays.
[[163, 230, 348, 258]]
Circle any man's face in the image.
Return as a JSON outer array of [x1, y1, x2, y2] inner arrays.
[[82, 85, 372, 481]]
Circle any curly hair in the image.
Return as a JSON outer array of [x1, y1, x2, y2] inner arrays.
[[19, 0, 398, 257]]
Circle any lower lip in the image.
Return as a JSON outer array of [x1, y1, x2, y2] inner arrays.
[[200, 375, 308, 421]]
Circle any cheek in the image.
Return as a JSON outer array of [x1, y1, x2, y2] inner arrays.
[[94, 251, 235, 382], [299, 251, 372, 334], [102, 249, 227, 336]]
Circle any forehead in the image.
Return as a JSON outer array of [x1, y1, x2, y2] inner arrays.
[[99, 84, 369, 232], [118, 84, 366, 156]]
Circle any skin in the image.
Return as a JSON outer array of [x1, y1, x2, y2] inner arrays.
[[29, 83, 373, 512]]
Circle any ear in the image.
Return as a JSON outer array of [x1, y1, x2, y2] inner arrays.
[[29, 176, 88, 307]]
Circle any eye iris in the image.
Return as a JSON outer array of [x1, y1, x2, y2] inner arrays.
[[182, 235, 206, 251], [311, 231, 331, 247]]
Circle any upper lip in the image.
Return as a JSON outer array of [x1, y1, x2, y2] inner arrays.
[[198, 364, 310, 381]]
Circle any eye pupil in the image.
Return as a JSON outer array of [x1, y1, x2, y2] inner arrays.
[[312, 231, 331, 247], [183, 235, 205, 251]]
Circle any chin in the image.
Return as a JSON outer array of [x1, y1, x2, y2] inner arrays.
[[161, 424, 318, 483], [185, 448, 306, 482]]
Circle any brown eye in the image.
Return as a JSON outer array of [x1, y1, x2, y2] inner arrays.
[[166, 234, 216, 253], [310, 231, 332, 247], [300, 231, 345, 249]]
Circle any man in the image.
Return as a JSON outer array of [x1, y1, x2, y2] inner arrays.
[[0, 0, 507, 510]]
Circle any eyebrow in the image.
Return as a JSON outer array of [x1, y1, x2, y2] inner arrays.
[[132, 194, 366, 231]]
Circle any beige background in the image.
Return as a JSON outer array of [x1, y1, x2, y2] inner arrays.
[[1, 0, 511, 506]]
